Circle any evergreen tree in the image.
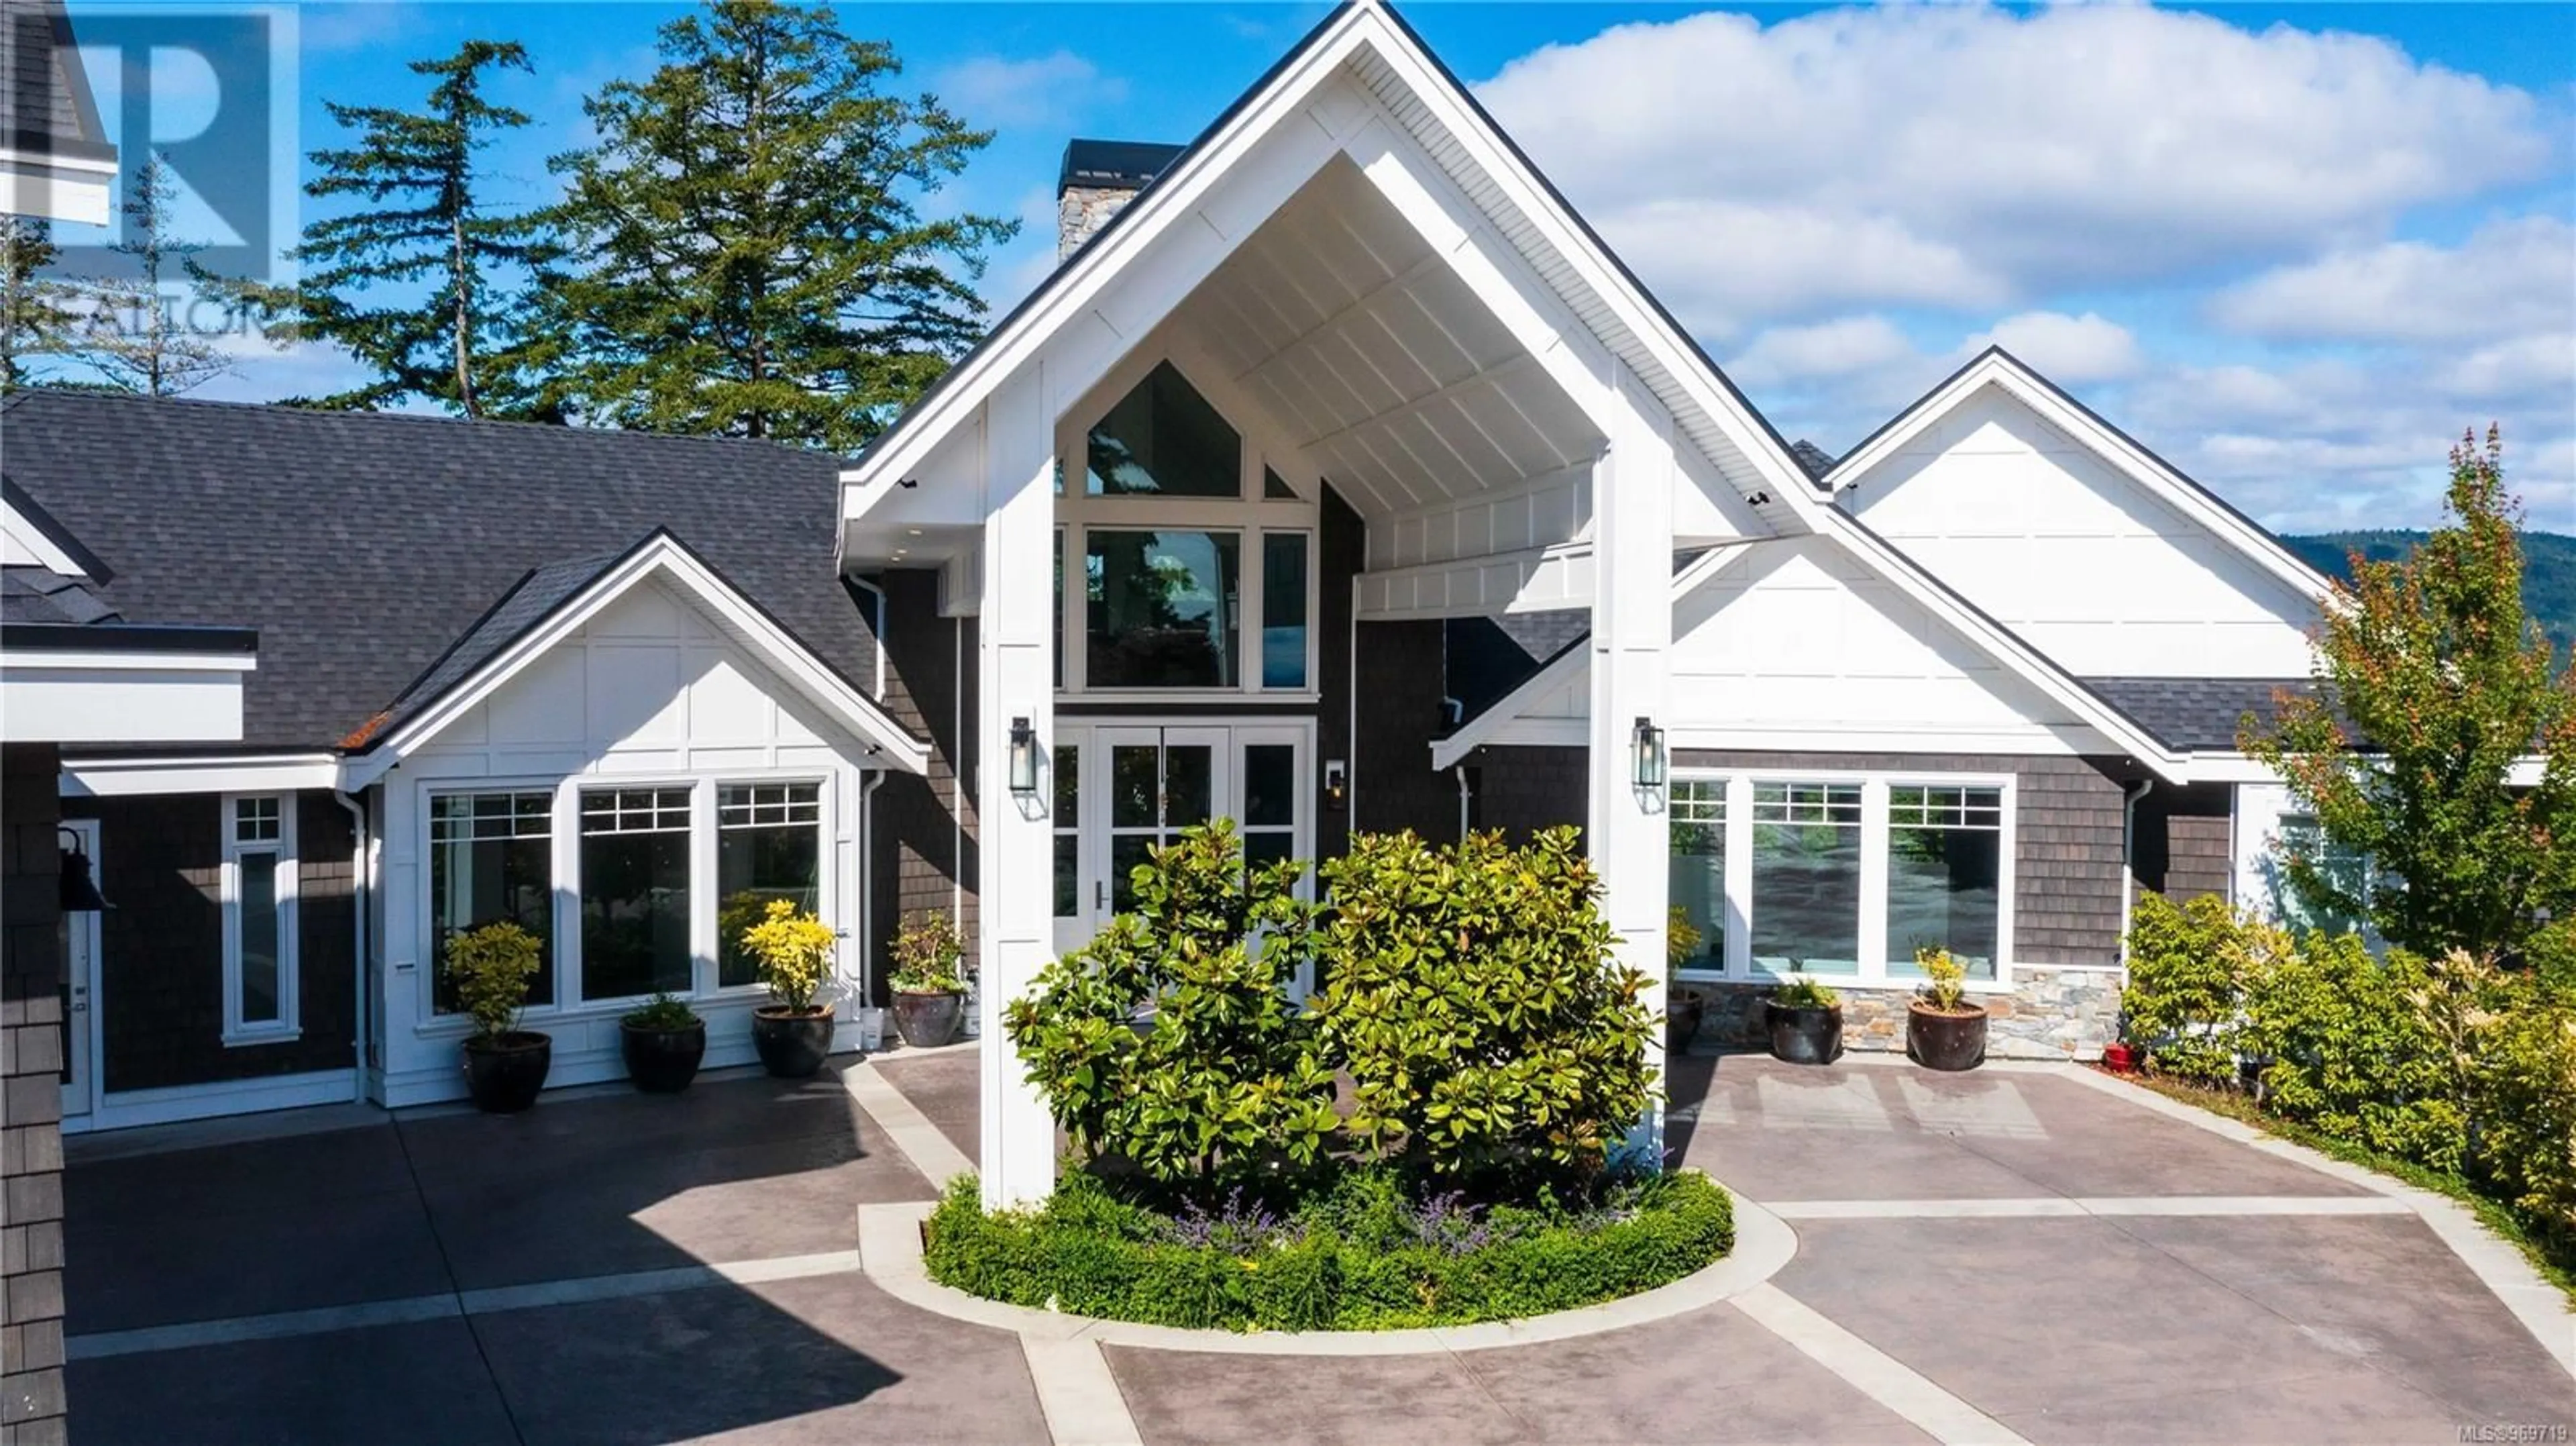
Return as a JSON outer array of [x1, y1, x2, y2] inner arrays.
[[76, 156, 229, 397], [2243, 427, 2576, 976], [248, 40, 554, 415], [538, 0, 1014, 448], [0, 217, 74, 391]]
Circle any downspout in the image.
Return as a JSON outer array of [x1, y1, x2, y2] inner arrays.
[[1453, 763, 1473, 842], [2119, 777, 2155, 974], [857, 770, 887, 1004], [331, 787, 370, 1105], [1346, 576, 1360, 832], [953, 614, 965, 925]]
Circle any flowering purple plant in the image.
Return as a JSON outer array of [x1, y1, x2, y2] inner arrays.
[[1163, 1186, 1301, 1255], [1402, 1189, 1499, 1255]]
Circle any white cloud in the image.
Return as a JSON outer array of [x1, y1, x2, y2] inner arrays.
[[1974, 311, 2145, 384], [930, 52, 1127, 131], [1474, 3, 2557, 333], [1724, 315, 1914, 389], [2208, 215, 2576, 344]]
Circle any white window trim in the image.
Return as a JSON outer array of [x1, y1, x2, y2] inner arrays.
[[415, 769, 838, 1032], [220, 792, 301, 1045], [1670, 766, 2019, 992]]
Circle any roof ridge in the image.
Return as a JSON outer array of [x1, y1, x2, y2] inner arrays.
[[5, 388, 829, 460]]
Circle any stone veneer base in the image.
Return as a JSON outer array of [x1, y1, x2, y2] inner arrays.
[[1686, 964, 2123, 1062]]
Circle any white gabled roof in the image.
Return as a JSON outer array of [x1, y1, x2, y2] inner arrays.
[[1823, 347, 2343, 607], [839, 0, 1824, 535]]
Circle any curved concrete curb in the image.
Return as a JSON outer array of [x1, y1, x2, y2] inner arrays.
[[856, 1182, 1799, 1355]]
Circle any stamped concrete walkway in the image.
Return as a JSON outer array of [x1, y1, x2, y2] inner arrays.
[[60, 1043, 2576, 1445]]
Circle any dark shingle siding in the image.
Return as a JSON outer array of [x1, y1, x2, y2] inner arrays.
[[0, 392, 880, 749]]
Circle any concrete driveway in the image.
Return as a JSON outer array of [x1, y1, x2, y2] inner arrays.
[[61, 1047, 2576, 1445]]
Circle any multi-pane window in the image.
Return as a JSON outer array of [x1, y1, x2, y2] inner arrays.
[[431, 792, 555, 1012], [1668, 780, 1727, 968], [2273, 815, 2373, 940], [580, 787, 693, 1000], [223, 794, 296, 1042], [717, 784, 821, 987], [1750, 782, 1864, 975], [1260, 534, 1309, 690], [1241, 743, 1297, 875], [1053, 746, 1080, 919], [1887, 785, 2004, 978], [1087, 360, 1241, 498]]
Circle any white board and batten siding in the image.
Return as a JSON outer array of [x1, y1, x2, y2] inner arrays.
[[373, 580, 877, 1107], [1844, 386, 2320, 678]]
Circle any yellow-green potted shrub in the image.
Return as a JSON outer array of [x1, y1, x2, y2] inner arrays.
[[446, 920, 549, 1112], [742, 900, 837, 1078], [889, 910, 969, 1048], [1907, 945, 1989, 1071], [1665, 906, 1706, 1053]]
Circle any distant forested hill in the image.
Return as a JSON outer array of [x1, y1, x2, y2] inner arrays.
[[2282, 531, 2576, 658]]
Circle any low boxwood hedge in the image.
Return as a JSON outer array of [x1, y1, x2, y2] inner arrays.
[[923, 1166, 1735, 1333]]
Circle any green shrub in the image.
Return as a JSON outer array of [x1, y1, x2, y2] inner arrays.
[[889, 909, 969, 994], [741, 900, 834, 1013], [2123, 890, 2280, 1086], [1772, 972, 1839, 1009], [1309, 827, 1652, 1188], [922, 1166, 1733, 1333], [2457, 961, 2576, 1253], [2243, 935, 2467, 1170], [1004, 821, 1338, 1188], [444, 920, 543, 1042], [619, 992, 699, 1031]]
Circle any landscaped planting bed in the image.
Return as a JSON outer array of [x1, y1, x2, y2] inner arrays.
[[925, 1166, 1734, 1332]]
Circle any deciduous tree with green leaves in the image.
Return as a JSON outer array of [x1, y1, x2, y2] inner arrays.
[[76, 156, 230, 397], [2243, 427, 2576, 979], [0, 217, 74, 391], [536, 0, 1014, 448], [239, 40, 555, 415]]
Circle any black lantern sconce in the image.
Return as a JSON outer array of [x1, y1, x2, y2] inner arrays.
[[58, 827, 107, 913], [1631, 715, 1667, 791], [1008, 715, 1039, 798]]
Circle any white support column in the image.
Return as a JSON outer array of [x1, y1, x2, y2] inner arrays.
[[1587, 363, 1674, 1161], [977, 368, 1060, 1208]]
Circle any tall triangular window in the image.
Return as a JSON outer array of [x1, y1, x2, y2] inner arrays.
[[1086, 361, 1241, 498]]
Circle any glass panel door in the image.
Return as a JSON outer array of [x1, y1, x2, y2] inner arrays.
[[1088, 727, 1229, 921]]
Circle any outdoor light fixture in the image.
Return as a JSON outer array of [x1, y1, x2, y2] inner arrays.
[[58, 828, 106, 913], [1008, 715, 1039, 797], [1631, 716, 1667, 791]]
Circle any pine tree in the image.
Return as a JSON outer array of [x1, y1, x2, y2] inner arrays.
[[537, 0, 1014, 448], [0, 217, 74, 391], [243, 40, 554, 415], [2243, 427, 2576, 976], [75, 156, 230, 397]]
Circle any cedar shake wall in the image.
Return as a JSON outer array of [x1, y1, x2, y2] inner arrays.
[[2133, 782, 2235, 904], [1315, 486, 1362, 863], [1, 743, 66, 1445], [1671, 748, 2137, 966], [61, 792, 355, 1094], [1351, 620, 1457, 843], [864, 570, 977, 998], [1466, 744, 1587, 843]]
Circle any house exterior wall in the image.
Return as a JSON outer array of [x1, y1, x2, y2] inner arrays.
[[1844, 385, 2318, 677], [374, 578, 883, 1107], [1352, 620, 1457, 841], [2132, 782, 2235, 904], [1, 741, 67, 1446], [865, 569, 977, 996], [1465, 743, 1586, 842], [62, 791, 355, 1095]]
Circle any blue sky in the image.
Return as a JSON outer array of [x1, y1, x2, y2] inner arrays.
[[62, 1, 2576, 533]]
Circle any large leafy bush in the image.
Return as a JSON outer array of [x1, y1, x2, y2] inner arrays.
[[2122, 890, 2278, 1086], [2242, 932, 2467, 1170], [1003, 822, 1338, 1186], [1307, 827, 1652, 1187]]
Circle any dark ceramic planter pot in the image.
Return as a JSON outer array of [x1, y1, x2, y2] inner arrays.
[[1907, 1003, 1989, 1072], [892, 990, 964, 1049], [1766, 1002, 1843, 1065], [1666, 992, 1707, 1055], [461, 1031, 551, 1113], [621, 1020, 706, 1093], [752, 1005, 835, 1079]]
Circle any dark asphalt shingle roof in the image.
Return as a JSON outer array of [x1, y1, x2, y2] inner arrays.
[[1446, 609, 1587, 728], [2082, 676, 2317, 752], [1788, 440, 1835, 481], [2, 1, 111, 160], [0, 391, 879, 750], [1, 564, 117, 624]]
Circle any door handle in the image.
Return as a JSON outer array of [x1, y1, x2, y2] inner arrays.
[[1095, 881, 1108, 911]]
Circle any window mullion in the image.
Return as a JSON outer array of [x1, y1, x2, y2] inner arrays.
[[1860, 778, 1890, 984]]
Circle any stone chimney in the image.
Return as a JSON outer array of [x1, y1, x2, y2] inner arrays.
[[1057, 139, 1185, 260]]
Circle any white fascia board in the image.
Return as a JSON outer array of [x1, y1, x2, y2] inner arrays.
[[345, 537, 930, 790], [62, 752, 339, 797], [2183, 751, 2552, 788], [0, 146, 116, 227], [1812, 508, 2190, 780], [1, 670, 244, 744], [0, 648, 256, 673], [1827, 352, 2338, 607], [1428, 543, 1757, 771]]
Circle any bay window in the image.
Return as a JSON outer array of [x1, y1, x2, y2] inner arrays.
[[579, 787, 692, 1000], [431, 791, 555, 1012]]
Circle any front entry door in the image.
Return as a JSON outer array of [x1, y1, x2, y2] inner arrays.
[[1052, 723, 1313, 956], [58, 819, 99, 1127], [1096, 727, 1229, 919]]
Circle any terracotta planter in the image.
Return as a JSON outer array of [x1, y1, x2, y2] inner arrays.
[[461, 1031, 551, 1113], [1907, 1002, 1988, 1072], [621, 1019, 706, 1093], [1666, 991, 1707, 1055], [752, 1005, 835, 1079], [1766, 1002, 1843, 1065], [892, 990, 964, 1049], [2100, 1041, 2142, 1074]]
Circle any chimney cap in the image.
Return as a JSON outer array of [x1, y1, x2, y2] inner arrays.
[[1059, 138, 1185, 197]]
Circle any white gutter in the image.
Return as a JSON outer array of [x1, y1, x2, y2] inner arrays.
[[331, 788, 371, 1104]]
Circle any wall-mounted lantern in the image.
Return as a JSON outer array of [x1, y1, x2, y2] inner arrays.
[[1008, 715, 1039, 798], [58, 827, 107, 913], [1631, 716, 1667, 792]]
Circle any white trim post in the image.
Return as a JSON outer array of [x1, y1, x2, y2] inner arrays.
[[978, 370, 1061, 1207], [1589, 364, 1675, 1161]]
